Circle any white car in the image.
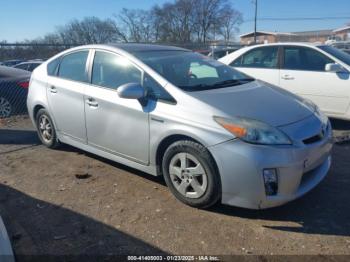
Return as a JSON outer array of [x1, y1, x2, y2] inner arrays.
[[219, 43, 350, 121]]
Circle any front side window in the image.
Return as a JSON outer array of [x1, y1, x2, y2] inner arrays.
[[58, 51, 89, 82], [231, 47, 278, 69], [92, 51, 142, 90], [143, 74, 175, 103], [133, 50, 253, 92], [283, 46, 334, 71]]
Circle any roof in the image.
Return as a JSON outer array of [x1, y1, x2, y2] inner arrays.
[[333, 26, 350, 33], [240, 31, 295, 38], [0, 65, 30, 77], [291, 29, 333, 36], [107, 43, 189, 52], [240, 29, 334, 38]]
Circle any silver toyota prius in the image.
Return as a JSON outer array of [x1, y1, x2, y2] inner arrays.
[[27, 44, 333, 209]]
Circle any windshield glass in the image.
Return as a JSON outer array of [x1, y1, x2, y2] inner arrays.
[[319, 45, 350, 66], [132, 50, 254, 91]]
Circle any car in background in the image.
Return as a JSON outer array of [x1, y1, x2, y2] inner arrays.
[[27, 44, 332, 209], [13, 61, 43, 72], [0, 66, 30, 118], [1, 59, 25, 67], [208, 47, 239, 60], [219, 43, 350, 121]]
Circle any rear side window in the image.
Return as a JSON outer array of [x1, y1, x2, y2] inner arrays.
[[92, 51, 141, 90], [231, 47, 278, 69], [283, 47, 334, 71], [15, 64, 29, 71], [58, 51, 89, 82]]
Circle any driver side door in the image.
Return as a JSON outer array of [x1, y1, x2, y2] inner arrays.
[[84, 50, 150, 164]]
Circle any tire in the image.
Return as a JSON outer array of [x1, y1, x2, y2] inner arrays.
[[35, 109, 60, 149], [162, 140, 221, 208], [0, 96, 13, 118]]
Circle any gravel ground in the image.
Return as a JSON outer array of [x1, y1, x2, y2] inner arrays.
[[0, 116, 350, 261]]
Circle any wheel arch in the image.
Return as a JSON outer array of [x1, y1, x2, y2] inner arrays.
[[155, 134, 220, 179]]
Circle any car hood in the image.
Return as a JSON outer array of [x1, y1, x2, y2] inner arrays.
[[187, 80, 316, 127]]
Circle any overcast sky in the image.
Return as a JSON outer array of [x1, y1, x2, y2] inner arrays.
[[1, 0, 349, 42]]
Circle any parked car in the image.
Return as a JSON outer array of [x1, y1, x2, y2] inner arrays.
[[208, 47, 239, 60], [13, 61, 43, 72], [27, 44, 332, 209], [0, 66, 30, 118], [1, 60, 25, 67], [219, 43, 350, 121]]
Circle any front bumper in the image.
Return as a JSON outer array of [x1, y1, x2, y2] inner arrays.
[[208, 119, 333, 210]]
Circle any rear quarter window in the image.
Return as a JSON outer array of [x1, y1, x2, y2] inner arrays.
[[47, 58, 60, 76]]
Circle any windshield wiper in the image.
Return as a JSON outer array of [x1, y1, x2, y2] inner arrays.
[[179, 78, 254, 92], [212, 78, 254, 87]]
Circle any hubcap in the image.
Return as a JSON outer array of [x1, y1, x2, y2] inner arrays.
[[169, 153, 208, 199], [0, 97, 12, 118], [39, 115, 53, 143]]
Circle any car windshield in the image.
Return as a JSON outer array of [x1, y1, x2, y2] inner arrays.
[[132, 50, 254, 91], [319, 45, 350, 66]]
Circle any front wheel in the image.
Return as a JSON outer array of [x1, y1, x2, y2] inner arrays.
[[162, 140, 221, 208], [35, 109, 60, 148]]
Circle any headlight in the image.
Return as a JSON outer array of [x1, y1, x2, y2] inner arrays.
[[214, 116, 292, 145]]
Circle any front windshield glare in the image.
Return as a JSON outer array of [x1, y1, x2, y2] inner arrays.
[[133, 51, 254, 91]]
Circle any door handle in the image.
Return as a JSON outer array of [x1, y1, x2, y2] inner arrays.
[[281, 75, 295, 80], [49, 86, 57, 93], [86, 97, 98, 107]]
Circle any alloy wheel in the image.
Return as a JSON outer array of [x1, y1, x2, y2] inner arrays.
[[39, 115, 53, 143], [169, 153, 208, 199]]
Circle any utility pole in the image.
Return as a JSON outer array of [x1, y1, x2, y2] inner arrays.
[[253, 0, 258, 44]]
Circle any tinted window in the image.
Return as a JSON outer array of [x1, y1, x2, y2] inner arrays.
[[231, 47, 278, 68], [58, 51, 89, 82], [92, 51, 141, 90], [15, 64, 29, 71], [47, 58, 60, 76], [133, 51, 253, 91], [283, 46, 333, 71], [143, 74, 175, 103], [29, 63, 40, 72], [318, 45, 350, 66]]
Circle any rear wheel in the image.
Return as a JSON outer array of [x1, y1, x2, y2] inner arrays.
[[36, 109, 60, 148], [162, 140, 221, 208], [0, 96, 12, 118]]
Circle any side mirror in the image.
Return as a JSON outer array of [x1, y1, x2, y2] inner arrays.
[[117, 83, 145, 99], [325, 63, 344, 73]]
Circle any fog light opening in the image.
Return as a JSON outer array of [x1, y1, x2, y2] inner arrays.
[[263, 169, 278, 196]]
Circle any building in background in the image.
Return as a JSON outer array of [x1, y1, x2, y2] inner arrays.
[[333, 26, 350, 41], [240, 26, 350, 45]]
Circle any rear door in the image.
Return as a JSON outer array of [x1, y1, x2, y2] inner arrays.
[[279, 46, 350, 115], [84, 50, 150, 164], [230, 46, 280, 86], [46, 50, 90, 143]]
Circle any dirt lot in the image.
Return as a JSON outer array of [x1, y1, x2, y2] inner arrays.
[[0, 116, 350, 260]]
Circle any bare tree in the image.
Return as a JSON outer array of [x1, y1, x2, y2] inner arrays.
[[57, 17, 125, 45], [218, 6, 243, 42], [193, 0, 227, 43], [117, 9, 154, 42]]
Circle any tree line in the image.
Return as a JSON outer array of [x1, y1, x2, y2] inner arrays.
[[1, 0, 242, 60]]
